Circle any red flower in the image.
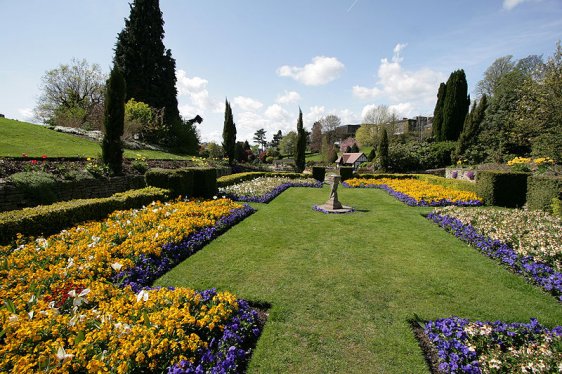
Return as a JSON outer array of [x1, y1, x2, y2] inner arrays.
[[42, 154, 47, 159], [31, 159, 38, 165]]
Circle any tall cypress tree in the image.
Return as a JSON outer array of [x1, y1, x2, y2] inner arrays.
[[102, 66, 126, 175], [222, 99, 236, 165], [441, 70, 470, 141], [295, 108, 306, 172], [455, 94, 488, 160], [432, 83, 447, 141], [114, 0, 180, 126]]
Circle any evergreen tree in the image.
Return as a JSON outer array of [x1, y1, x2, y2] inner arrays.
[[455, 95, 488, 161], [295, 108, 306, 172], [253, 128, 267, 151], [367, 148, 376, 162], [114, 0, 180, 126], [441, 70, 470, 141], [102, 66, 126, 175], [222, 99, 236, 165], [432, 83, 446, 140], [377, 128, 389, 172], [271, 130, 283, 149]]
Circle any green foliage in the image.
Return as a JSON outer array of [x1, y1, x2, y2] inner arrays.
[[168, 117, 200, 155], [312, 166, 326, 182], [0, 187, 169, 244], [295, 108, 306, 173], [367, 148, 376, 162], [339, 167, 354, 181], [222, 100, 237, 165], [7, 171, 58, 205], [476, 170, 529, 207], [454, 95, 488, 162], [114, 0, 180, 126], [432, 82, 447, 140], [526, 175, 562, 214], [217, 171, 306, 187], [441, 69, 470, 141], [552, 198, 562, 218], [376, 128, 389, 171], [102, 66, 126, 175], [280, 131, 298, 157], [145, 168, 194, 198], [192, 168, 218, 198], [124, 98, 167, 143], [131, 154, 148, 174]]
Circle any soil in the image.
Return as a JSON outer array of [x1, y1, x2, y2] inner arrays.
[[410, 321, 444, 374]]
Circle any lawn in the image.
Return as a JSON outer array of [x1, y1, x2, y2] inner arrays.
[[0, 117, 190, 159], [155, 186, 562, 373]]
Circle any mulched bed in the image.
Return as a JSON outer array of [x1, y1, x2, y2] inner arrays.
[[411, 321, 443, 374]]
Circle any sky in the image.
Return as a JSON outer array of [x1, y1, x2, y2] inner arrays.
[[1, 0, 561, 144]]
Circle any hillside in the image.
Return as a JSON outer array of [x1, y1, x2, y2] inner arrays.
[[0, 118, 189, 159]]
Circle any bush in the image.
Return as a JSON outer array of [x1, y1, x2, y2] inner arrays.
[[7, 171, 58, 205], [312, 166, 326, 182], [526, 175, 562, 214], [145, 168, 194, 197], [339, 167, 354, 181], [0, 187, 169, 244], [476, 170, 529, 207], [192, 168, 218, 198]]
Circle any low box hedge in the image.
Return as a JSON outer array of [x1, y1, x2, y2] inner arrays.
[[526, 175, 562, 213], [217, 172, 307, 187], [145, 168, 194, 197], [312, 166, 326, 182], [476, 170, 529, 207], [339, 167, 354, 181], [192, 168, 218, 198], [0, 187, 170, 244]]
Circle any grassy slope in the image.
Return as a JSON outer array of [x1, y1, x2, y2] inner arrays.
[[0, 118, 189, 159], [155, 187, 562, 373]]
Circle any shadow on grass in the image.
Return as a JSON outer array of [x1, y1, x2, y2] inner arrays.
[[409, 318, 442, 374], [239, 301, 271, 373]]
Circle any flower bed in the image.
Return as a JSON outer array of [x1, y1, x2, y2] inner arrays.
[[427, 207, 562, 301], [423, 316, 562, 373], [343, 177, 482, 207], [0, 198, 260, 372], [218, 176, 322, 203]]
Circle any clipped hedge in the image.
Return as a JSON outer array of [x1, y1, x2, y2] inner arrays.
[[312, 166, 326, 182], [7, 171, 58, 205], [145, 168, 194, 197], [526, 175, 562, 213], [476, 170, 529, 207], [0, 187, 170, 244], [339, 167, 354, 181], [217, 172, 306, 187], [192, 168, 218, 198]]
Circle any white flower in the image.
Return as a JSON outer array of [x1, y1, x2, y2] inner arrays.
[[8, 314, 19, 323], [136, 289, 149, 302], [56, 346, 74, 361], [111, 262, 123, 271], [68, 288, 90, 307], [28, 311, 34, 320]]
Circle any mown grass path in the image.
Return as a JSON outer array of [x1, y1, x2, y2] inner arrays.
[[155, 186, 562, 373]]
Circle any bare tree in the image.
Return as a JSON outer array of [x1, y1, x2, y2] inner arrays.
[[476, 55, 515, 97], [362, 104, 394, 125], [35, 58, 106, 129], [319, 114, 341, 144]]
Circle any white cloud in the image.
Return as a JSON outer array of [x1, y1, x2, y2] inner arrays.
[[277, 56, 345, 86], [233, 96, 263, 111], [176, 69, 221, 119], [18, 108, 34, 121], [388, 103, 415, 118], [353, 43, 445, 116], [304, 105, 326, 124], [276, 90, 301, 104], [502, 0, 529, 10]]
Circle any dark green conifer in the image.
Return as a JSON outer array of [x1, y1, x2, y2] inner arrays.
[[432, 83, 447, 141], [295, 108, 306, 172], [441, 70, 470, 141], [102, 66, 126, 175], [114, 0, 180, 126], [377, 128, 389, 172], [222, 99, 237, 165]]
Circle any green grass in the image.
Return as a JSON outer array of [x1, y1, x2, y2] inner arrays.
[[0, 117, 190, 159], [155, 187, 562, 373]]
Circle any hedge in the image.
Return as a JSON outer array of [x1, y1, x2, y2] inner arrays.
[[217, 172, 306, 187], [312, 166, 326, 182], [192, 168, 218, 198], [526, 175, 562, 213], [476, 170, 529, 207], [0, 187, 170, 244], [339, 167, 354, 181], [145, 168, 194, 197]]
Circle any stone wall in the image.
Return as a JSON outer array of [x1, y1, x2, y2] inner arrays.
[[0, 175, 146, 212]]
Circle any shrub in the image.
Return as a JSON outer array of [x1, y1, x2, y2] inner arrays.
[[217, 172, 306, 187], [192, 168, 218, 198], [312, 166, 326, 182], [476, 170, 529, 207], [339, 167, 354, 181], [7, 171, 58, 205], [145, 168, 194, 197], [526, 175, 562, 214], [0, 187, 169, 244]]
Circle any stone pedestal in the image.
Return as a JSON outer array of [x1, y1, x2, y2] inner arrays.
[[317, 174, 353, 213]]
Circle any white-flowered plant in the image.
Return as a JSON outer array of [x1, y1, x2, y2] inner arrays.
[[433, 206, 562, 271], [218, 176, 317, 198]]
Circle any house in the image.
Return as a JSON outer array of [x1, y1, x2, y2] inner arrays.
[[335, 152, 368, 170]]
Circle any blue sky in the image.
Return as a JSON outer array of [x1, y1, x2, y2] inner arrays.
[[1, 0, 561, 143]]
